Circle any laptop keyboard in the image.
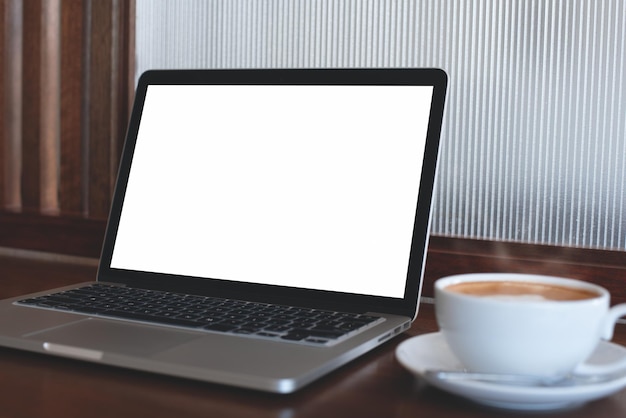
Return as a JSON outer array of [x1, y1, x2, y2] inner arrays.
[[16, 284, 384, 346]]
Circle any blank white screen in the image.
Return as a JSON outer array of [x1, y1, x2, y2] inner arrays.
[[110, 84, 433, 298]]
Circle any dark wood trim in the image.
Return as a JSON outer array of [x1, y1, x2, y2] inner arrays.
[[0, 211, 106, 258], [428, 236, 626, 270], [2, 222, 625, 305]]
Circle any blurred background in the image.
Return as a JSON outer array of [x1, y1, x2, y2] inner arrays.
[[1, 0, 625, 257]]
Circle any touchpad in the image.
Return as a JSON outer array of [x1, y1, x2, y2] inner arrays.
[[27, 318, 201, 357]]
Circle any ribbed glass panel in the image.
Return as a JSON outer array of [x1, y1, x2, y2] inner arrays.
[[135, 0, 626, 250]]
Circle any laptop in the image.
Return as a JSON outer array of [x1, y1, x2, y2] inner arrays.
[[0, 68, 447, 393]]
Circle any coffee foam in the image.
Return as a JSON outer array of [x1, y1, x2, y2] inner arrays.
[[480, 294, 550, 302], [446, 280, 599, 301]]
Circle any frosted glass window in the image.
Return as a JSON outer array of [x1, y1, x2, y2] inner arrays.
[[135, 0, 626, 250]]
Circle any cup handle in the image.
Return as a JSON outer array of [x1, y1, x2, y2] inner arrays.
[[574, 303, 626, 376]]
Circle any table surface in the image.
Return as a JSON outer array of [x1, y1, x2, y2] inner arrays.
[[1, 253, 626, 418]]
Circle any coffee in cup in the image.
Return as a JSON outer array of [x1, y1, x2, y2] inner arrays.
[[435, 273, 626, 378], [445, 280, 600, 301]]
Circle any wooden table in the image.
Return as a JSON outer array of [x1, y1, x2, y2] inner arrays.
[[1, 241, 626, 418]]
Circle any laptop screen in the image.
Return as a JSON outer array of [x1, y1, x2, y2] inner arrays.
[[107, 75, 441, 300]]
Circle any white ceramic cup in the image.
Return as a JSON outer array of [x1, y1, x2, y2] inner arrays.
[[435, 273, 626, 378]]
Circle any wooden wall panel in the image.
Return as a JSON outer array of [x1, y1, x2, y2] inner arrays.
[[0, 0, 134, 257]]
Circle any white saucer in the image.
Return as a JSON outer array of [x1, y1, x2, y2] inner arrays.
[[396, 332, 626, 410]]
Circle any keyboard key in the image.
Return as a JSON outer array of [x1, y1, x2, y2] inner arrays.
[[280, 332, 309, 341], [203, 323, 238, 332]]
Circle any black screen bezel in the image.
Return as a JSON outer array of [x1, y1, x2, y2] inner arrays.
[[97, 68, 447, 318]]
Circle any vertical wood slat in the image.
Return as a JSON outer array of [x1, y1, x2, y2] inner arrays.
[[20, 0, 41, 211], [3, 0, 23, 211], [0, 0, 6, 207], [86, 0, 114, 220], [40, 0, 61, 214], [59, 0, 85, 215], [115, 0, 135, 174]]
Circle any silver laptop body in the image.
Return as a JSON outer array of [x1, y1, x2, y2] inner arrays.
[[0, 68, 447, 393]]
